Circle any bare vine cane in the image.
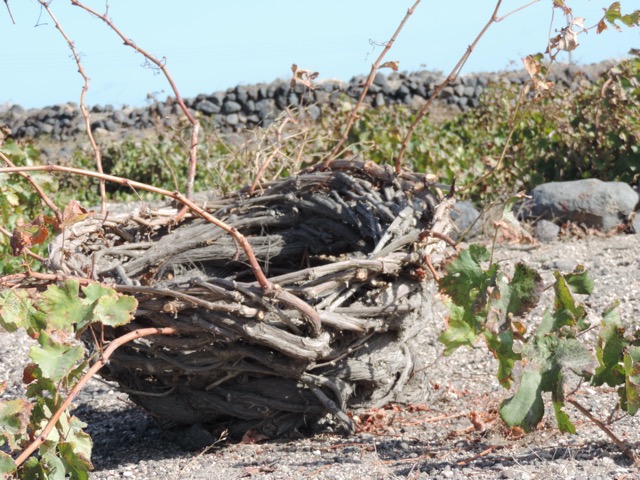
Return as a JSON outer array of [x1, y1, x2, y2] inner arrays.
[[395, 0, 507, 173], [0, 164, 323, 334], [68, 0, 201, 204], [323, 0, 421, 167], [37, 1, 109, 213], [12, 327, 179, 470], [0, 150, 62, 224]]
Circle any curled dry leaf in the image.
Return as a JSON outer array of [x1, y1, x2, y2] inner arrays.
[[290, 63, 319, 90], [557, 27, 579, 52], [522, 55, 555, 95], [55, 200, 93, 231], [379, 60, 399, 71], [10, 215, 53, 256]]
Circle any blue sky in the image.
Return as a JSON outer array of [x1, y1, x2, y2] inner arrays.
[[2, 0, 638, 109]]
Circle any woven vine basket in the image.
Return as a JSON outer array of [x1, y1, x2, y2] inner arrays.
[[48, 160, 453, 438]]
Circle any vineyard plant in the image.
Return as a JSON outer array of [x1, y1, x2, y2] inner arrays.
[[0, 0, 639, 478]]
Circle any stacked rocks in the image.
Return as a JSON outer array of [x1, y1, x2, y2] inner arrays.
[[0, 60, 616, 140]]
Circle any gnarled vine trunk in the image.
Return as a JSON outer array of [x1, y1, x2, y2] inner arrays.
[[48, 160, 453, 438]]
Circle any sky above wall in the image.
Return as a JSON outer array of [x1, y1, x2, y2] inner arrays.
[[1, 0, 638, 109]]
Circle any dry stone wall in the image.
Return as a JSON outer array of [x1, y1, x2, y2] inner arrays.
[[0, 60, 616, 141]]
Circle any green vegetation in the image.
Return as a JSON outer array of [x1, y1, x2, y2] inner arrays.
[[347, 55, 639, 201], [42, 54, 640, 207], [438, 241, 640, 434], [0, 142, 58, 274], [1, 54, 639, 479]]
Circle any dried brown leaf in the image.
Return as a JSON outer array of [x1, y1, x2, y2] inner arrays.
[[380, 61, 399, 71]]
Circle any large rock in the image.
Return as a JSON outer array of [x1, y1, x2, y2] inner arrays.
[[525, 179, 638, 231]]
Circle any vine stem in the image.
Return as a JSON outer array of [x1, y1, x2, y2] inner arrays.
[[37, 1, 108, 213], [568, 397, 639, 466], [323, 0, 421, 167], [0, 151, 62, 224], [0, 164, 272, 291], [68, 0, 200, 200], [13, 327, 178, 469], [395, 0, 504, 173]]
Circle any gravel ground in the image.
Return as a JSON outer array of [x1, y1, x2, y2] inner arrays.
[[1, 233, 639, 479]]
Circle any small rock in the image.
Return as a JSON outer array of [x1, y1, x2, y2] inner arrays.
[[534, 219, 560, 242], [224, 114, 239, 126], [307, 105, 321, 121], [542, 259, 576, 271], [222, 101, 242, 114], [195, 100, 220, 115]]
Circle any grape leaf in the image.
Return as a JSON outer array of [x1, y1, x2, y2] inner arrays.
[[484, 331, 521, 388], [564, 266, 594, 295], [438, 244, 493, 307], [0, 399, 33, 451], [591, 303, 627, 387], [0, 452, 16, 476], [552, 399, 576, 434], [40, 281, 92, 334], [29, 332, 84, 382], [622, 346, 640, 415], [81, 283, 137, 329], [500, 369, 544, 432], [438, 302, 479, 354]]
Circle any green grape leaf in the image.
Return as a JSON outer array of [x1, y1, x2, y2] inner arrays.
[[499, 369, 544, 432], [505, 262, 543, 317], [622, 345, 640, 415], [438, 244, 492, 307], [40, 281, 92, 334], [0, 289, 45, 334], [0, 452, 16, 476], [620, 12, 639, 27], [553, 273, 586, 325], [81, 283, 137, 329], [22, 456, 49, 479], [592, 303, 627, 387], [604, 2, 622, 27], [59, 426, 93, 478], [552, 399, 576, 434], [438, 302, 478, 355], [0, 290, 29, 333], [564, 266, 594, 295], [39, 447, 67, 480], [537, 273, 586, 336], [29, 332, 85, 383], [0, 399, 33, 451], [484, 331, 521, 388]]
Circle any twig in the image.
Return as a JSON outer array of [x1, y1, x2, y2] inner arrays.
[[13, 327, 178, 469], [456, 446, 500, 466], [0, 164, 271, 291], [37, 1, 108, 213], [568, 397, 638, 466], [69, 0, 200, 200], [324, 0, 421, 166], [249, 115, 292, 194], [0, 151, 62, 224], [495, 0, 540, 22], [395, 0, 505, 173], [4, 0, 15, 24]]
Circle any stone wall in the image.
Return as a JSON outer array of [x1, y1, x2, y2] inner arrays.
[[0, 60, 616, 141]]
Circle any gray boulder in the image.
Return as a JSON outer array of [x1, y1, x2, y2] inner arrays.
[[525, 179, 638, 231], [449, 200, 480, 240]]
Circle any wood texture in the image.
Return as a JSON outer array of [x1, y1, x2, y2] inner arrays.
[[48, 161, 454, 438]]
